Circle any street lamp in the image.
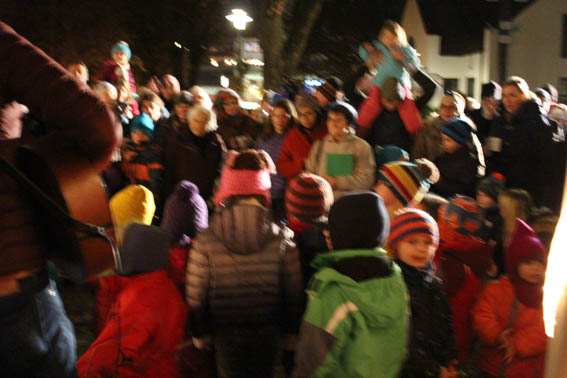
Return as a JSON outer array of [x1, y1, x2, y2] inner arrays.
[[225, 9, 253, 31], [225, 5, 253, 93]]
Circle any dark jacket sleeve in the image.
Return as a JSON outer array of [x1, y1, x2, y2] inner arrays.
[[0, 22, 121, 169], [413, 69, 439, 111]]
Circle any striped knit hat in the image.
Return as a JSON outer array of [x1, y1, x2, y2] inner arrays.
[[442, 117, 473, 145], [376, 161, 436, 206], [388, 208, 439, 251], [285, 173, 334, 222], [438, 195, 483, 242]]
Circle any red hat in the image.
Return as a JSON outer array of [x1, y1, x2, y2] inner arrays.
[[506, 218, 547, 308]]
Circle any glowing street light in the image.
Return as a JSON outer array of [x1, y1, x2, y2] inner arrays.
[[225, 9, 253, 31], [220, 75, 230, 88]]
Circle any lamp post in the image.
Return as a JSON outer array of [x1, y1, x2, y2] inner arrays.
[[225, 7, 253, 93]]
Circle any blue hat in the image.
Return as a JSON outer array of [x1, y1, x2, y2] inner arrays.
[[442, 118, 473, 145], [375, 145, 409, 168], [111, 41, 131, 60], [129, 113, 154, 138]]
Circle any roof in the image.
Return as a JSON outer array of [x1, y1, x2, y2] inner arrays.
[[410, 0, 535, 55]]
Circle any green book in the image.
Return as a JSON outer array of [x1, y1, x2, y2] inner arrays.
[[327, 153, 354, 176]]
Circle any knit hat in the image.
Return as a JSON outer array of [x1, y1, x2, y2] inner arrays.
[[381, 77, 406, 102], [541, 83, 558, 103], [115, 223, 172, 276], [476, 172, 506, 202], [213, 150, 275, 207], [129, 113, 155, 139], [109, 185, 155, 229], [327, 101, 358, 124], [442, 117, 473, 145], [161, 181, 208, 240], [375, 145, 409, 168], [174, 90, 194, 106], [506, 218, 547, 308], [285, 173, 334, 223], [438, 195, 483, 243], [481, 81, 502, 100], [111, 41, 131, 61], [328, 191, 389, 250], [376, 160, 438, 207], [388, 208, 439, 251], [316, 77, 342, 102]]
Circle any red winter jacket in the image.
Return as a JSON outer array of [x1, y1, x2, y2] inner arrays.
[[277, 123, 327, 180], [472, 277, 547, 378], [78, 270, 188, 378], [98, 59, 139, 115], [357, 86, 423, 136]]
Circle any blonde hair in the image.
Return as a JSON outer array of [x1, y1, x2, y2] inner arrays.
[[190, 85, 213, 110], [504, 76, 530, 98], [188, 105, 218, 132], [379, 20, 408, 46]]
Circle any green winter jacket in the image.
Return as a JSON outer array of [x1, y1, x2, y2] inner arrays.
[[293, 248, 409, 378]]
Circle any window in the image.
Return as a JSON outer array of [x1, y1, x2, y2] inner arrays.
[[444, 78, 459, 92], [562, 14, 567, 58], [467, 78, 475, 97], [559, 77, 567, 103]]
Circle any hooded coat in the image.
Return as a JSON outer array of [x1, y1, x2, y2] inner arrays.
[[293, 249, 409, 378]]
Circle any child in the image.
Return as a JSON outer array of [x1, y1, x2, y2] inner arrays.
[[431, 117, 481, 198], [113, 77, 134, 135], [285, 172, 334, 286], [255, 98, 298, 220], [121, 113, 163, 200], [498, 188, 534, 246], [304, 101, 375, 199], [435, 195, 492, 362], [472, 219, 548, 378], [77, 223, 187, 378], [388, 209, 458, 378], [476, 173, 506, 275], [98, 41, 139, 115], [277, 92, 327, 181], [293, 192, 409, 378], [356, 20, 421, 132], [186, 150, 303, 378], [374, 158, 438, 216], [160, 180, 209, 291]]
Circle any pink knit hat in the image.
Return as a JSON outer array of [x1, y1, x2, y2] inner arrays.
[[213, 150, 276, 207]]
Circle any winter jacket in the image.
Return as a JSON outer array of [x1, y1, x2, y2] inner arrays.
[[411, 116, 445, 161], [98, 59, 139, 115], [216, 113, 261, 150], [431, 147, 480, 198], [469, 107, 497, 144], [472, 277, 547, 378], [186, 203, 303, 337], [160, 126, 225, 204], [78, 271, 187, 378], [255, 130, 289, 200], [305, 131, 376, 199], [278, 123, 328, 180], [0, 22, 120, 276], [293, 249, 409, 378], [395, 260, 458, 378], [121, 140, 163, 199], [294, 221, 329, 289], [486, 100, 552, 202]]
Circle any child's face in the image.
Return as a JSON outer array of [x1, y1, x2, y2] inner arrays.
[[326, 111, 349, 140], [517, 260, 546, 284], [298, 106, 317, 129], [141, 101, 162, 122], [131, 130, 150, 145], [379, 29, 399, 49], [112, 50, 128, 65], [476, 191, 496, 209], [442, 134, 461, 154], [374, 182, 403, 211], [396, 236, 436, 269]]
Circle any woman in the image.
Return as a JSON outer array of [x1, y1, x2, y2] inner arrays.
[[255, 99, 298, 220], [277, 92, 328, 180], [189, 85, 213, 110], [161, 105, 225, 209], [485, 76, 552, 203], [214, 89, 261, 150]]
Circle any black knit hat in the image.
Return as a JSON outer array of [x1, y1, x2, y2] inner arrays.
[[328, 191, 390, 250], [481, 81, 502, 100]]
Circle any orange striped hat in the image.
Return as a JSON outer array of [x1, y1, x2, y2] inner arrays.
[[388, 208, 439, 250], [377, 161, 430, 206]]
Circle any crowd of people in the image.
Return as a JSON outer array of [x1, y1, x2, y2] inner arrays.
[[1, 19, 566, 378]]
